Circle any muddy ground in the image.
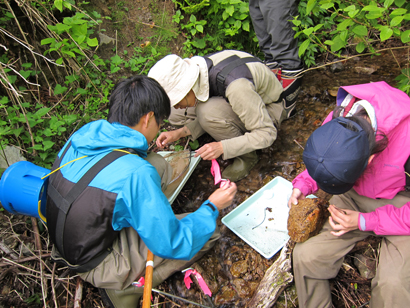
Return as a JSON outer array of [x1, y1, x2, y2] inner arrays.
[[1, 47, 408, 308], [157, 49, 407, 308]]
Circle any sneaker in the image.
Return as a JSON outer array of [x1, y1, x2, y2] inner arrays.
[[280, 68, 304, 119]]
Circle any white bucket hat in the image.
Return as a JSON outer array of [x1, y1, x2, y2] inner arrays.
[[148, 54, 199, 107]]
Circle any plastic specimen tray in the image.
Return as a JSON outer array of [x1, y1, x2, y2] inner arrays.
[[222, 176, 293, 259], [158, 151, 201, 204]]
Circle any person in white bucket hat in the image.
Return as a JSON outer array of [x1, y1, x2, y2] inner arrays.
[[148, 50, 292, 181]]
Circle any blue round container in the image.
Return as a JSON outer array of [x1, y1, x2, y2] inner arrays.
[[0, 161, 50, 222]]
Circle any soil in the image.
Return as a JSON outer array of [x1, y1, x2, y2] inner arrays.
[[1, 0, 409, 307]]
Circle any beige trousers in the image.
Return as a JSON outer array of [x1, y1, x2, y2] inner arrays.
[[293, 189, 410, 308], [170, 97, 284, 149], [79, 218, 220, 290], [77, 152, 221, 290]]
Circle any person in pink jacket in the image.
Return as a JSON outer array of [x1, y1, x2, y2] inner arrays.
[[288, 81, 410, 307]]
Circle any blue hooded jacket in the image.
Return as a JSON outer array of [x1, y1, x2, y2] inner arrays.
[[55, 120, 219, 260]]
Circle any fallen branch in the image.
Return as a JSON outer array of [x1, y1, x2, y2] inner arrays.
[[0, 253, 51, 267], [247, 240, 294, 308], [31, 217, 47, 307], [0, 240, 19, 260], [74, 277, 83, 308]]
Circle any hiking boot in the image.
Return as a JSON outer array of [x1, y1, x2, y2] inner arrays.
[[99, 285, 143, 308], [280, 68, 304, 119], [222, 151, 259, 182]]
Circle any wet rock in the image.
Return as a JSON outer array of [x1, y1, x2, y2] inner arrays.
[[20, 242, 34, 256], [307, 85, 322, 97], [0, 146, 26, 169], [230, 260, 248, 277], [236, 171, 261, 194], [98, 33, 115, 45], [214, 285, 238, 305], [232, 278, 259, 298], [192, 261, 219, 294], [354, 66, 378, 75], [281, 163, 297, 177], [328, 87, 339, 97], [354, 253, 376, 279], [287, 197, 329, 242], [329, 62, 344, 73], [262, 175, 274, 186]]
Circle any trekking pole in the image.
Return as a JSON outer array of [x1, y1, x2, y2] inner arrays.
[[142, 250, 154, 308]]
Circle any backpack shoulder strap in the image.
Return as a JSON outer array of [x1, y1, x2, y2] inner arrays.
[[216, 55, 262, 90], [48, 150, 129, 264]]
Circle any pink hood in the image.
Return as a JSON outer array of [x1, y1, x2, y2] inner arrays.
[[294, 81, 410, 200]]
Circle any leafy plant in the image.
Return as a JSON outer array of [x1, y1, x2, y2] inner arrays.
[[291, 0, 410, 92], [25, 293, 41, 304], [172, 0, 258, 56], [189, 139, 200, 150], [174, 145, 184, 151]]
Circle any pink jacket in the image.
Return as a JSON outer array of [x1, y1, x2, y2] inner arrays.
[[293, 81, 410, 235]]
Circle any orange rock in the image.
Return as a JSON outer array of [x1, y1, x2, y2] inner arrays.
[[287, 198, 329, 242]]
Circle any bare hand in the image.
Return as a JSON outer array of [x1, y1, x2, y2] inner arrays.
[[208, 182, 237, 210], [287, 188, 305, 208], [195, 142, 223, 160], [328, 204, 359, 236], [156, 129, 182, 148]]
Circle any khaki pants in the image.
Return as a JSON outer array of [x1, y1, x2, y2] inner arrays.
[[169, 97, 284, 142], [293, 189, 410, 308], [78, 152, 220, 290], [79, 217, 221, 290]]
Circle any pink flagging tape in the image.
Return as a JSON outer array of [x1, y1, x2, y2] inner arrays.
[[183, 269, 212, 297], [210, 159, 230, 188], [132, 276, 145, 287], [210, 159, 222, 185]]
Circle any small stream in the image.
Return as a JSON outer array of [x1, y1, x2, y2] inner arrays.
[[163, 49, 408, 307]]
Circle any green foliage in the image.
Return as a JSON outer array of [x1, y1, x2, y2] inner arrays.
[[292, 0, 410, 92], [0, 0, 174, 168], [174, 145, 184, 151], [2, 0, 410, 172], [25, 293, 41, 304], [41, 12, 100, 63], [189, 139, 200, 150], [172, 0, 258, 56], [0, 0, 111, 167], [293, 0, 410, 61], [395, 68, 410, 94]]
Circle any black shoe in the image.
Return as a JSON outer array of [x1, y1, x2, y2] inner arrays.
[[99, 288, 115, 308], [280, 68, 304, 119]]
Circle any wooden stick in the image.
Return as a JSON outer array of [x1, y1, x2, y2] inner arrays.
[[142, 250, 154, 308], [0, 240, 19, 260], [74, 277, 83, 308], [247, 240, 294, 307], [31, 217, 47, 308]]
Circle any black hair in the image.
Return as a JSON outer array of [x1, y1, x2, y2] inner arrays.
[[107, 75, 171, 127], [333, 106, 388, 155]]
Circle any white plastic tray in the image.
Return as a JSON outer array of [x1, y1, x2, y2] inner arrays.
[[158, 151, 201, 204], [222, 176, 292, 259]]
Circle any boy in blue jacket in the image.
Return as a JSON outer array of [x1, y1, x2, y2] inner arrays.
[[46, 75, 237, 307]]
